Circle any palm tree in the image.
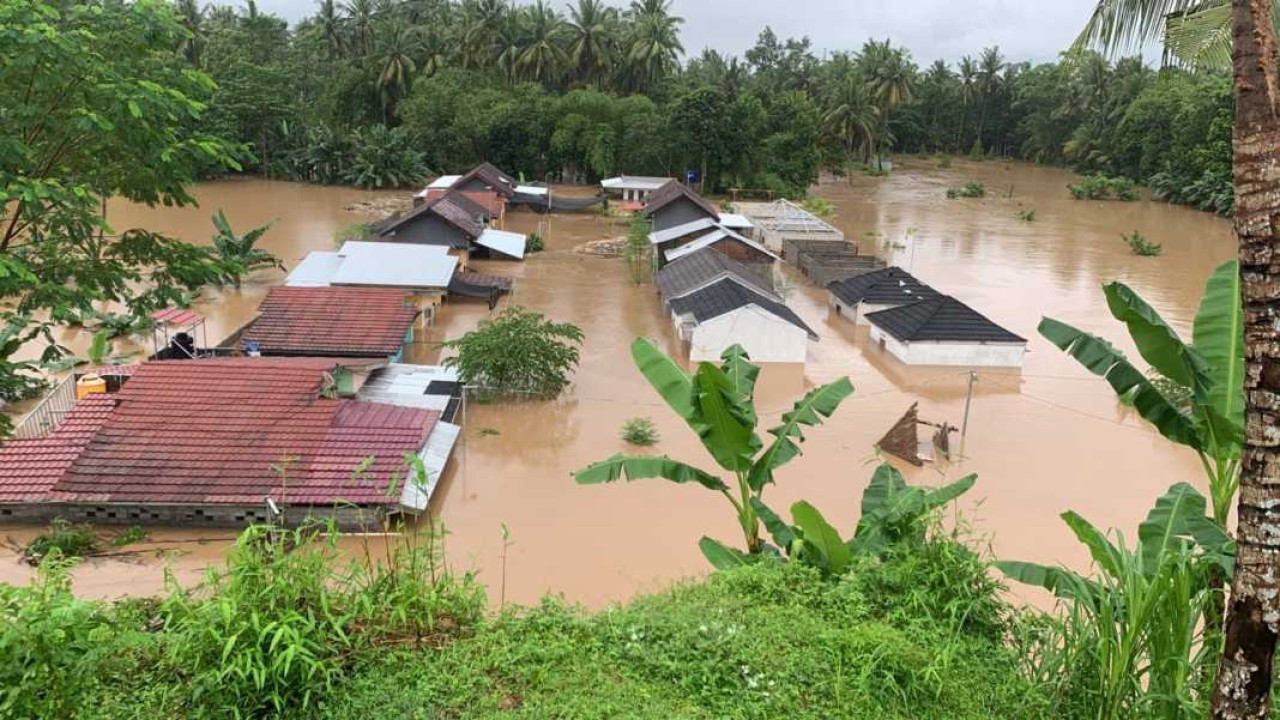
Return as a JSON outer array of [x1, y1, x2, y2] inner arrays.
[[822, 78, 879, 168], [567, 0, 617, 87], [623, 0, 683, 92], [1076, 1, 1280, 716], [174, 0, 205, 68], [460, 0, 506, 70], [419, 27, 449, 78], [515, 1, 569, 84], [859, 40, 914, 168], [316, 0, 344, 60], [974, 46, 1005, 151], [343, 0, 374, 56], [376, 23, 421, 124], [210, 211, 282, 289]]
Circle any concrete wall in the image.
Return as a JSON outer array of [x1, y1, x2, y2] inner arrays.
[[0, 502, 394, 530], [652, 198, 715, 233], [868, 325, 1026, 367], [829, 297, 901, 326], [685, 307, 808, 364]]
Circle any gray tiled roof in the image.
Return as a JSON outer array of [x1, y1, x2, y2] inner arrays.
[[641, 180, 720, 220], [657, 248, 776, 301], [827, 267, 941, 306], [669, 278, 817, 339], [375, 191, 484, 240], [864, 296, 1024, 343]]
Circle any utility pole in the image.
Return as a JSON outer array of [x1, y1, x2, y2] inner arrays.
[[961, 370, 978, 439]]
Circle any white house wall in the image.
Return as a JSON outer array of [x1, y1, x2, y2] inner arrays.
[[831, 297, 901, 326], [688, 307, 808, 364], [868, 325, 1026, 367]]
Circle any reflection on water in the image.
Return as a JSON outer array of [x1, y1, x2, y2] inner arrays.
[[0, 160, 1236, 607]]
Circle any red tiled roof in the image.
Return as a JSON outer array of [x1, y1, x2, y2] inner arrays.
[[151, 308, 204, 328], [642, 180, 720, 220], [457, 163, 516, 198], [49, 358, 438, 507], [0, 395, 116, 503], [243, 286, 418, 357]]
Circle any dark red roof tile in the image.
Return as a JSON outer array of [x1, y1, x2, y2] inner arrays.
[[243, 286, 418, 357], [0, 395, 116, 502]]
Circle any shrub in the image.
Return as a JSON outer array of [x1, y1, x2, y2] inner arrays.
[[620, 417, 658, 446], [1121, 230, 1162, 256], [525, 232, 545, 253], [1018, 209, 1037, 222], [341, 125, 431, 189], [802, 196, 835, 218], [946, 182, 986, 199], [1068, 175, 1138, 201], [938, 156, 953, 169], [443, 306, 584, 399], [22, 518, 99, 565]]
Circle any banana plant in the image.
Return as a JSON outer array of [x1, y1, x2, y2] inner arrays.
[[745, 464, 977, 575], [210, 210, 283, 289], [574, 339, 853, 564], [1039, 260, 1243, 524]]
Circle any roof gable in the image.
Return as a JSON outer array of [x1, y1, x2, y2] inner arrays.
[[642, 181, 720, 220], [375, 190, 485, 239], [244, 286, 418, 357], [657, 247, 776, 301], [663, 227, 779, 264], [670, 278, 816, 339], [865, 296, 1025, 344], [456, 163, 516, 198], [828, 267, 942, 306]]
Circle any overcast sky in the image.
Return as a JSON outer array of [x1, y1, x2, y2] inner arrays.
[[250, 0, 1124, 66]]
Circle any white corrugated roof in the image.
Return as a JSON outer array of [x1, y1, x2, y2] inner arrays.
[[664, 229, 779, 263], [476, 228, 527, 259], [286, 252, 344, 286], [358, 364, 459, 409], [400, 422, 460, 511], [719, 213, 754, 229], [427, 174, 462, 189], [649, 217, 719, 245], [602, 176, 671, 191], [329, 241, 458, 288], [515, 185, 549, 196]]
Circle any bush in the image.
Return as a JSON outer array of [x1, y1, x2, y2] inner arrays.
[[443, 306, 584, 399], [1121, 230, 1162, 256], [946, 182, 986, 199], [802, 196, 835, 218], [621, 417, 658, 446], [525, 232, 545, 253], [22, 518, 99, 565], [1018, 209, 1037, 222], [1068, 175, 1138, 201], [342, 125, 431, 189]]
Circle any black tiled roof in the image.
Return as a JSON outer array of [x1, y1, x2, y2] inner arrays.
[[641, 180, 720, 220], [864, 296, 1025, 343], [669, 278, 817, 339], [375, 190, 484, 240], [827, 266, 941, 306], [657, 248, 776, 301]]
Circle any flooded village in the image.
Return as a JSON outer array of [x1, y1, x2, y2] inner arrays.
[[0, 157, 1232, 606]]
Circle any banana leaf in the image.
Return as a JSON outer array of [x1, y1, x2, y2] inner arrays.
[[630, 338, 695, 420], [746, 377, 854, 491], [1138, 482, 1234, 575], [699, 536, 752, 570], [750, 497, 796, 552], [573, 454, 727, 492], [1039, 317, 1199, 447], [1191, 260, 1244, 454], [792, 501, 851, 575], [995, 560, 1101, 604], [1103, 281, 1209, 398], [718, 344, 759, 422], [1061, 511, 1123, 579], [691, 363, 761, 472]]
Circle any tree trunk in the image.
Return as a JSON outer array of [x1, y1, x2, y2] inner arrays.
[[1214, 1, 1280, 718]]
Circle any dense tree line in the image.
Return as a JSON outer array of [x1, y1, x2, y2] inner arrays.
[[180, 0, 1231, 210]]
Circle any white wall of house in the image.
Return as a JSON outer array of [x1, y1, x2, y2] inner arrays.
[[868, 325, 1026, 367], [830, 296, 902, 326], [676, 306, 808, 364]]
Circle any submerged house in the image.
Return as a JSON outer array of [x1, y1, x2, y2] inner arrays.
[[370, 190, 527, 262], [287, 241, 459, 302], [642, 180, 721, 233], [415, 163, 517, 222], [0, 358, 461, 527], [601, 176, 671, 208], [828, 267, 942, 325], [864, 296, 1027, 368], [657, 247, 777, 306], [669, 278, 818, 364], [239, 286, 420, 361]]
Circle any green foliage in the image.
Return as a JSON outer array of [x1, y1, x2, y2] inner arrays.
[[1068, 175, 1139, 201], [210, 210, 283, 288], [22, 519, 100, 565], [443, 306, 584, 399], [525, 232, 545, 253], [621, 417, 659, 446], [999, 484, 1232, 718], [575, 341, 853, 562], [623, 215, 652, 284], [946, 181, 987, 199], [801, 196, 836, 218], [341, 125, 431, 189], [1039, 261, 1243, 524], [1120, 230, 1162, 256], [1018, 209, 1037, 221]]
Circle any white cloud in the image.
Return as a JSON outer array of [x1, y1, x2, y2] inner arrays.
[[247, 0, 1123, 66]]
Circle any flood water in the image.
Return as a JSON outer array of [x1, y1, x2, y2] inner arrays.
[[0, 158, 1235, 608]]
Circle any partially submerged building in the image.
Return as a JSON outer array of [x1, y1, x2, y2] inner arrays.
[[288, 241, 458, 300], [0, 358, 461, 527], [642, 180, 722, 233], [864, 296, 1027, 368], [828, 267, 942, 325], [656, 248, 777, 305], [240, 286, 420, 361], [370, 190, 527, 262], [601, 176, 671, 208], [650, 219, 778, 268], [415, 163, 518, 222], [669, 278, 818, 364], [734, 199, 845, 252]]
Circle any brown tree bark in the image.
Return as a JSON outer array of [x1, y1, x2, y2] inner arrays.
[[1214, 2, 1280, 718]]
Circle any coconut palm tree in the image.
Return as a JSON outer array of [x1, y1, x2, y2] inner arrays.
[[567, 0, 617, 87], [973, 46, 1005, 150], [316, 0, 344, 60], [460, 0, 506, 70], [623, 0, 683, 92], [823, 77, 879, 168], [1076, 1, 1280, 716], [515, 1, 569, 84], [175, 0, 205, 68], [376, 22, 421, 124], [859, 40, 914, 168], [343, 0, 374, 56]]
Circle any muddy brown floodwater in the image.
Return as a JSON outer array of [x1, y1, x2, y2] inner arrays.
[[0, 158, 1235, 608]]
